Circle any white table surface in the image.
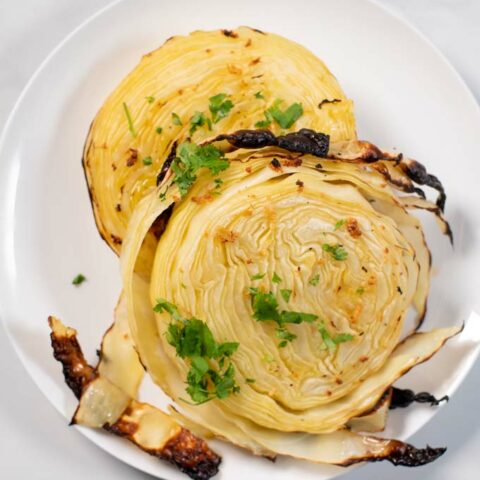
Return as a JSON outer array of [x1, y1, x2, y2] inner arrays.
[[1, 1, 479, 478]]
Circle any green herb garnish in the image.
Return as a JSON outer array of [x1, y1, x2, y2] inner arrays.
[[280, 289, 292, 302], [156, 127, 163, 134], [189, 111, 207, 136], [249, 288, 318, 347], [209, 93, 234, 123], [356, 287, 365, 295], [254, 109, 273, 129], [309, 274, 320, 286], [334, 219, 346, 230], [245, 377, 256, 384], [143, 156, 153, 166], [214, 178, 223, 189], [172, 112, 183, 126], [322, 243, 348, 261], [251, 273, 265, 280], [318, 322, 354, 352], [122, 102, 136, 137], [154, 299, 240, 404], [145, 96, 155, 104], [171, 141, 229, 196], [254, 91, 264, 99], [272, 272, 282, 284], [269, 99, 303, 129], [72, 274, 86, 286]]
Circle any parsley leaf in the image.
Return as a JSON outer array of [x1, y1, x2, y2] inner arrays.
[[276, 328, 297, 347], [143, 156, 153, 166], [172, 112, 183, 126], [356, 287, 365, 295], [171, 142, 229, 196], [309, 274, 320, 286], [318, 322, 354, 352], [251, 290, 281, 323], [214, 178, 223, 189], [72, 274, 86, 286], [254, 109, 273, 129], [122, 102, 136, 137], [251, 272, 265, 280], [272, 272, 282, 284], [154, 299, 240, 404], [245, 377, 256, 384], [334, 219, 346, 230], [156, 127, 163, 134], [280, 311, 318, 324], [254, 91, 264, 99], [268, 99, 303, 129], [280, 289, 292, 302], [145, 96, 155, 104], [189, 111, 207, 136], [322, 243, 348, 261], [209, 93, 234, 123]]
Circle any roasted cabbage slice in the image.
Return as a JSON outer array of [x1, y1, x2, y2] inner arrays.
[[83, 27, 356, 255], [115, 131, 456, 468]]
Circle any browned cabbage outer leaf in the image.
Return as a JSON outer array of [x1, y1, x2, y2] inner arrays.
[[48, 317, 221, 480]]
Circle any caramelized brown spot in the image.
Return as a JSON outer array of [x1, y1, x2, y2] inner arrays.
[[346, 218, 361, 238], [48, 318, 96, 399], [270, 158, 282, 172], [296, 179, 304, 192], [228, 64, 242, 75], [126, 148, 138, 167], [215, 227, 239, 243], [249, 57, 261, 65], [245, 166, 252, 173], [111, 163, 117, 171], [318, 98, 341, 109], [359, 355, 369, 362], [192, 193, 215, 204], [245, 38, 252, 47], [282, 157, 303, 167], [115, 204, 122, 212], [111, 234, 123, 245], [222, 29, 238, 38]]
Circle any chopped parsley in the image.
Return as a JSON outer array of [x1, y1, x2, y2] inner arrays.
[[72, 274, 86, 286], [334, 219, 346, 230], [254, 99, 303, 129], [156, 127, 163, 134], [142, 156, 153, 166], [272, 272, 282, 284], [268, 99, 303, 129], [254, 109, 273, 129], [254, 91, 264, 99], [214, 178, 223, 189], [322, 243, 348, 261], [356, 287, 365, 295], [309, 274, 320, 286], [251, 272, 265, 280], [122, 102, 136, 137], [280, 289, 292, 302], [318, 322, 354, 352], [170, 141, 229, 196], [245, 377, 256, 384], [145, 96, 155, 104], [209, 93, 234, 123], [172, 112, 183, 126], [249, 288, 318, 347], [154, 299, 239, 404], [189, 111, 207, 136]]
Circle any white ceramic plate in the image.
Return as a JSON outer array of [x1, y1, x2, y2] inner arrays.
[[1, 0, 480, 479]]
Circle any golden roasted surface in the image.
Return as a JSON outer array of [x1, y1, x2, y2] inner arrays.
[[83, 27, 356, 253]]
